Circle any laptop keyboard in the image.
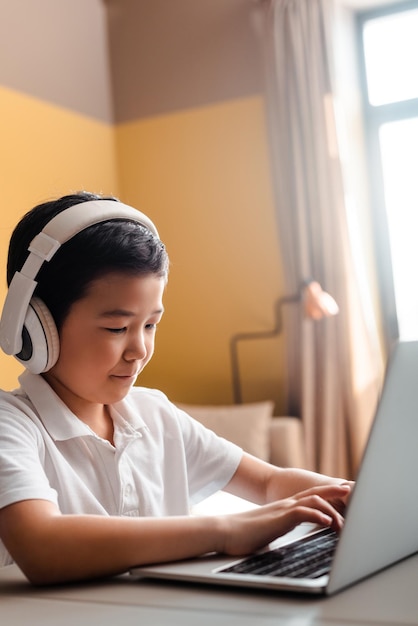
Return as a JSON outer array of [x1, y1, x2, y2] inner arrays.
[[219, 527, 339, 579]]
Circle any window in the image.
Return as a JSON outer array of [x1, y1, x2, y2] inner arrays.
[[358, 1, 418, 341], [362, 7, 418, 106]]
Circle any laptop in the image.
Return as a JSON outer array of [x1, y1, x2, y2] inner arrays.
[[131, 339, 418, 595]]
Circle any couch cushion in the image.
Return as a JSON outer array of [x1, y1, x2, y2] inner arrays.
[[177, 401, 274, 461]]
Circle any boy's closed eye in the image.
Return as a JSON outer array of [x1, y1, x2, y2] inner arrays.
[[105, 324, 158, 333]]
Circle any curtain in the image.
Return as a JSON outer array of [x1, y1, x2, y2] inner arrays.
[[259, 0, 384, 478]]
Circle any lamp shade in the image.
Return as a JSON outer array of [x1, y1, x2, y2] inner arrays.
[[303, 281, 339, 320]]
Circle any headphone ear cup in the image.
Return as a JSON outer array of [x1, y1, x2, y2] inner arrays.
[[15, 297, 59, 374]]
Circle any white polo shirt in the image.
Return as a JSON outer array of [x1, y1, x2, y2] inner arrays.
[[0, 371, 242, 566]]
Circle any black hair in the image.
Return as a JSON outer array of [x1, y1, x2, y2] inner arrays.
[[7, 191, 169, 330]]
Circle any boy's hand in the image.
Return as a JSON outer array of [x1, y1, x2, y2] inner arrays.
[[327, 481, 354, 515], [218, 483, 351, 557]]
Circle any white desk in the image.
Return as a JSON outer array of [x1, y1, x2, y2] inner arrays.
[[1, 554, 418, 626]]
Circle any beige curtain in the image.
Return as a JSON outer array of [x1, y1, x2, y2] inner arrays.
[[259, 0, 384, 478]]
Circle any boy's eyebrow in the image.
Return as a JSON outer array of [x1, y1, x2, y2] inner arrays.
[[98, 308, 164, 318]]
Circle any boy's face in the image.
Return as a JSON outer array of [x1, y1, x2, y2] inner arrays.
[[43, 272, 165, 418]]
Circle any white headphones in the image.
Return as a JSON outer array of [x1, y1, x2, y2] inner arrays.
[[0, 199, 159, 374]]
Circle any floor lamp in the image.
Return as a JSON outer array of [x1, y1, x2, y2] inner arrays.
[[229, 281, 339, 405]]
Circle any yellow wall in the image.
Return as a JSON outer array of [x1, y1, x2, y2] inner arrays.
[[116, 96, 286, 408], [0, 88, 286, 410], [0, 85, 118, 390]]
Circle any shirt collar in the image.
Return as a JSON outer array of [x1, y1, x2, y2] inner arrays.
[[18, 370, 148, 442]]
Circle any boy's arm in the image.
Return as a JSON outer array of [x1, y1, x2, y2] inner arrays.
[[0, 481, 350, 585], [0, 499, 222, 584], [224, 453, 352, 510]]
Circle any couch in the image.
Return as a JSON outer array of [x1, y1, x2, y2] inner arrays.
[[177, 401, 306, 469]]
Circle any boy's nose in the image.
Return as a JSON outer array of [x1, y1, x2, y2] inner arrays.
[[125, 333, 148, 361]]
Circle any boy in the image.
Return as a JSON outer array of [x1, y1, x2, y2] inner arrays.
[[0, 192, 351, 584]]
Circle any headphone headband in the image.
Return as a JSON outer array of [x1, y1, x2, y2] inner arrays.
[[0, 199, 159, 362]]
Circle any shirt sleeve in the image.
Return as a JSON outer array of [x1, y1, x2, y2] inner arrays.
[[0, 401, 59, 510], [173, 405, 243, 505]]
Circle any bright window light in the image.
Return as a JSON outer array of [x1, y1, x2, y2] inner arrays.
[[380, 118, 418, 339], [363, 9, 418, 106]]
